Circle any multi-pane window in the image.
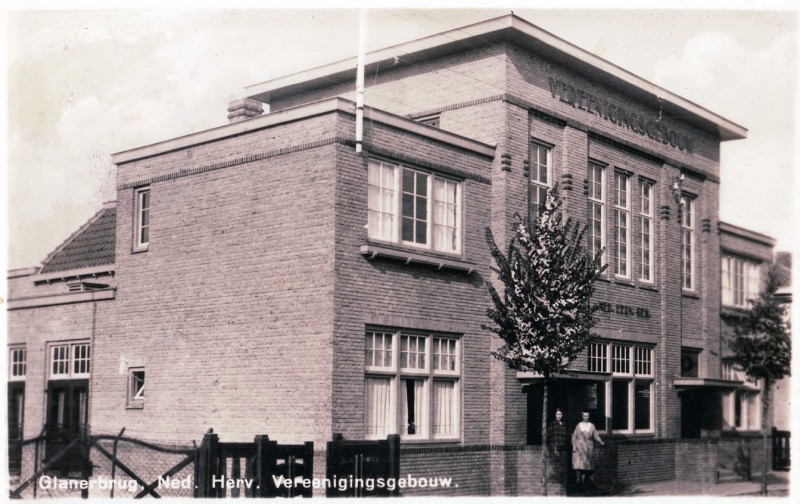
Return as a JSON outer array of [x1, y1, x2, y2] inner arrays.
[[9, 347, 26, 381], [638, 180, 654, 282], [612, 172, 630, 277], [588, 342, 608, 373], [365, 330, 460, 440], [530, 142, 552, 220], [611, 344, 631, 374], [367, 160, 462, 254], [134, 187, 150, 249], [587, 163, 605, 260], [50, 342, 91, 379], [590, 342, 654, 433], [680, 195, 696, 290], [402, 170, 429, 245], [721, 255, 760, 308], [367, 161, 396, 241], [721, 362, 761, 431]]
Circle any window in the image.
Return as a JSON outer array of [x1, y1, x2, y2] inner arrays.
[[612, 172, 630, 277], [9, 346, 26, 381], [367, 160, 462, 254], [587, 163, 605, 260], [589, 342, 654, 433], [681, 348, 700, 377], [127, 368, 145, 408], [588, 342, 607, 373], [365, 329, 460, 440], [134, 187, 150, 249], [50, 342, 91, 379], [638, 180, 655, 282], [530, 142, 552, 220], [722, 255, 760, 307], [680, 195, 695, 290], [721, 362, 761, 431]]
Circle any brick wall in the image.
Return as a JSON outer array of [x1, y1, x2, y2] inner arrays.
[[97, 114, 344, 444]]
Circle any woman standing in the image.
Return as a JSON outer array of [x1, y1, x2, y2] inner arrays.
[[571, 410, 605, 485]]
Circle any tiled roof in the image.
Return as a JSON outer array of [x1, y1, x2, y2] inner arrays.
[[40, 205, 116, 273]]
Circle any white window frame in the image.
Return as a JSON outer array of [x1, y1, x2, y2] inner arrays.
[[48, 342, 91, 380], [721, 364, 762, 432], [592, 342, 655, 434], [612, 171, 631, 278], [9, 346, 26, 382], [134, 186, 151, 250], [587, 162, 606, 262], [127, 367, 145, 409], [680, 195, 696, 291], [367, 160, 463, 255], [721, 255, 761, 308], [364, 329, 461, 441], [638, 179, 655, 283], [530, 141, 552, 220]]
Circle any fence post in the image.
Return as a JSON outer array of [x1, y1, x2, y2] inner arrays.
[[80, 427, 90, 499], [254, 435, 270, 498], [302, 441, 314, 498], [388, 434, 400, 496], [196, 430, 220, 498]]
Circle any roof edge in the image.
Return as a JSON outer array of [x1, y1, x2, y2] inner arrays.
[[245, 13, 746, 141], [40, 206, 114, 271], [718, 221, 777, 248]]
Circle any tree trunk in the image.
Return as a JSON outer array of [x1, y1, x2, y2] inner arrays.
[[542, 377, 549, 496], [761, 381, 770, 496]]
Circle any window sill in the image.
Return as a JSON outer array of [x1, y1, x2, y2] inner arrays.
[[131, 245, 149, 254], [612, 278, 635, 288], [682, 291, 700, 300], [126, 403, 144, 410], [360, 243, 476, 274], [400, 437, 462, 445], [638, 284, 658, 292]]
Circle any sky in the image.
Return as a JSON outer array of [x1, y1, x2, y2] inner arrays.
[[2, 1, 798, 271]]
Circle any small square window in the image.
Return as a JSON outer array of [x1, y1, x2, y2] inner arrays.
[[127, 368, 145, 409]]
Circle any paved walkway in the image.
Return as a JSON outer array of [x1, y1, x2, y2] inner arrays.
[[618, 471, 790, 496]]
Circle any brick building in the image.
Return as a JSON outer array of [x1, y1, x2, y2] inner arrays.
[[7, 14, 786, 494]]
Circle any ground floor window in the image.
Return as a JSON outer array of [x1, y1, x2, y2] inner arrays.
[[589, 341, 654, 434], [365, 329, 460, 440], [721, 362, 761, 431]]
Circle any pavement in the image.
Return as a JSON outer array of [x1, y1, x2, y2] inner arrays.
[[617, 471, 790, 497]]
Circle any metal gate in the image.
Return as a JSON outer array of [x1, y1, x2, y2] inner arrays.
[[325, 434, 400, 497]]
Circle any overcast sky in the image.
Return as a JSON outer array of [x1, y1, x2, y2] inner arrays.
[[3, 2, 798, 271]]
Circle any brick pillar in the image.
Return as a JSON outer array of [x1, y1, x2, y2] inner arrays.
[[227, 98, 264, 123]]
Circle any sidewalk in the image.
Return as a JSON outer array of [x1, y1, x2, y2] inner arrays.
[[618, 471, 790, 496]]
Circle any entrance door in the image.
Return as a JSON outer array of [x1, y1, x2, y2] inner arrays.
[[7, 383, 24, 475], [45, 379, 89, 473], [527, 380, 607, 445]]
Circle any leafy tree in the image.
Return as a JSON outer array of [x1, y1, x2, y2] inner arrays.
[[484, 185, 605, 494], [728, 265, 791, 496]]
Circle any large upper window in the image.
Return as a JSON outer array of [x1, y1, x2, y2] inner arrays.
[[638, 180, 655, 282], [587, 163, 605, 260], [680, 195, 696, 290], [134, 187, 150, 250], [612, 172, 630, 278], [50, 342, 91, 379], [530, 142, 552, 220], [367, 160, 462, 254], [721, 255, 760, 308], [365, 329, 460, 441]]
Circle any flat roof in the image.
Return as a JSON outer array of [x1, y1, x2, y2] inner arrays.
[[112, 97, 494, 165], [245, 14, 746, 142]]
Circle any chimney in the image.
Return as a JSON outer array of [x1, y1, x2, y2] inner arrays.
[[227, 98, 264, 123]]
